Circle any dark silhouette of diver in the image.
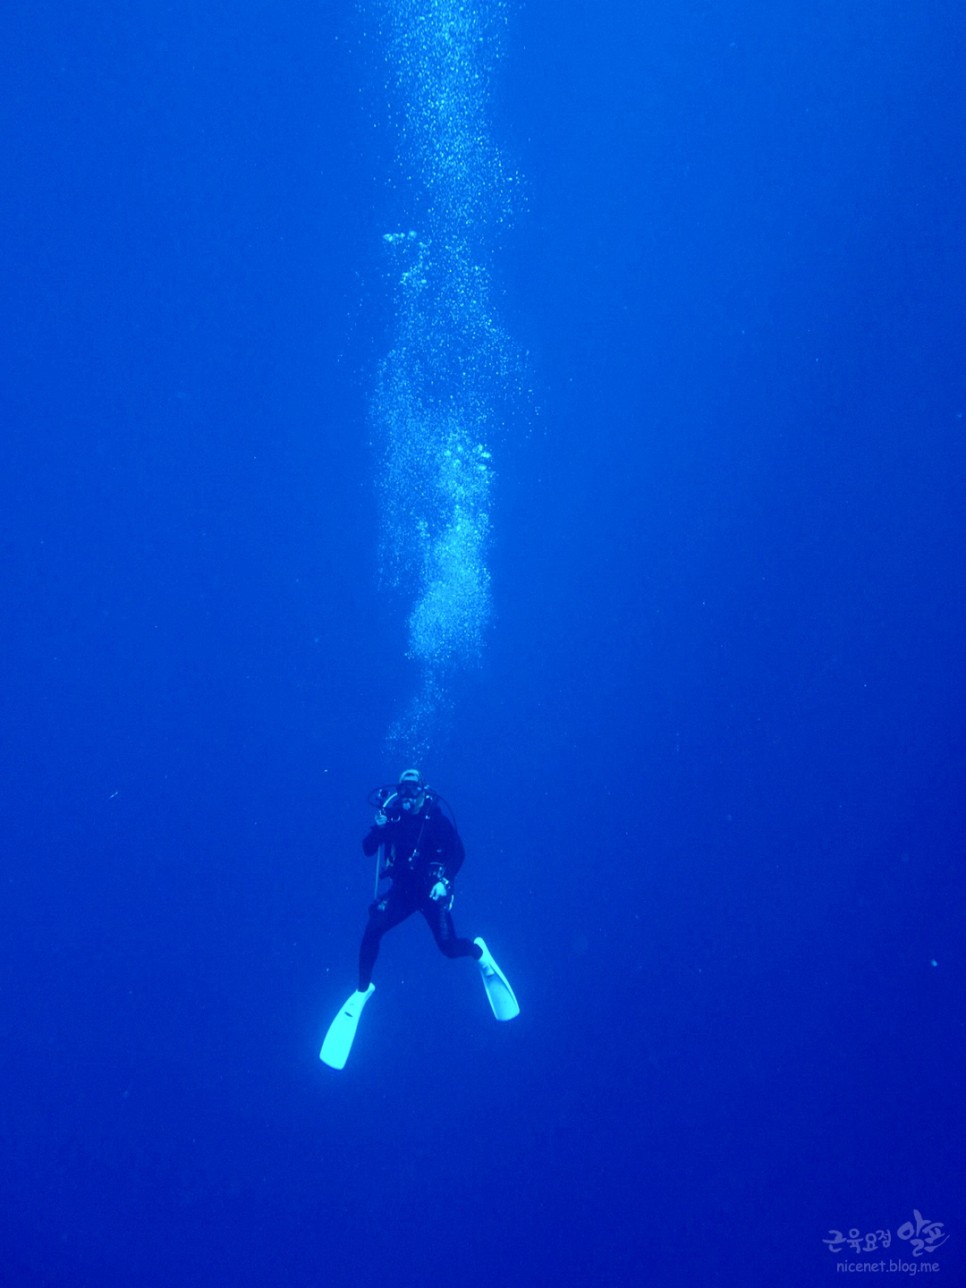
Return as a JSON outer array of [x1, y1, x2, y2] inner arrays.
[[359, 767, 477, 988], [319, 769, 520, 1069]]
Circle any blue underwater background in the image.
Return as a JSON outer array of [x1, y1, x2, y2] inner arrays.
[[2, 1, 965, 1285]]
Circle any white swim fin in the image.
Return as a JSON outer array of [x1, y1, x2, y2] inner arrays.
[[319, 984, 375, 1069], [474, 937, 520, 1021]]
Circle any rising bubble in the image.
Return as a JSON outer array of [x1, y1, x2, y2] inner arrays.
[[371, 0, 516, 756]]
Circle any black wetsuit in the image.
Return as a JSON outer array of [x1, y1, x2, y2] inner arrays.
[[358, 800, 482, 990]]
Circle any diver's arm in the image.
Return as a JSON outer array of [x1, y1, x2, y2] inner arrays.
[[442, 820, 465, 879]]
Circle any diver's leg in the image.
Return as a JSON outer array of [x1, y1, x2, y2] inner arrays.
[[359, 888, 414, 989], [421, 899, 483, 962]]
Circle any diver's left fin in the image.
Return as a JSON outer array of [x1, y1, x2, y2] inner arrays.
[[319, 984, 375, 1069]]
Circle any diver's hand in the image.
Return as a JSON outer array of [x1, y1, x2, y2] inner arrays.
[[429, 880, 450, 903], [374, 810, 388, 827]]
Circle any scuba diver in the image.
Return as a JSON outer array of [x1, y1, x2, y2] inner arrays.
[[319, 769, 519, 1069]]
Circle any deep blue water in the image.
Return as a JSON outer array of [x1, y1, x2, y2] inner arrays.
[[3, 1, 965, 1285]]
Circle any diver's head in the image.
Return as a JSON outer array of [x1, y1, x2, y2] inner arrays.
[[397, 767, 426, 813]]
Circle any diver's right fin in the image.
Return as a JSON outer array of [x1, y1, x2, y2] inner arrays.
[[319, 984, 375, 1069], [474, 937, 520, 1021]]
